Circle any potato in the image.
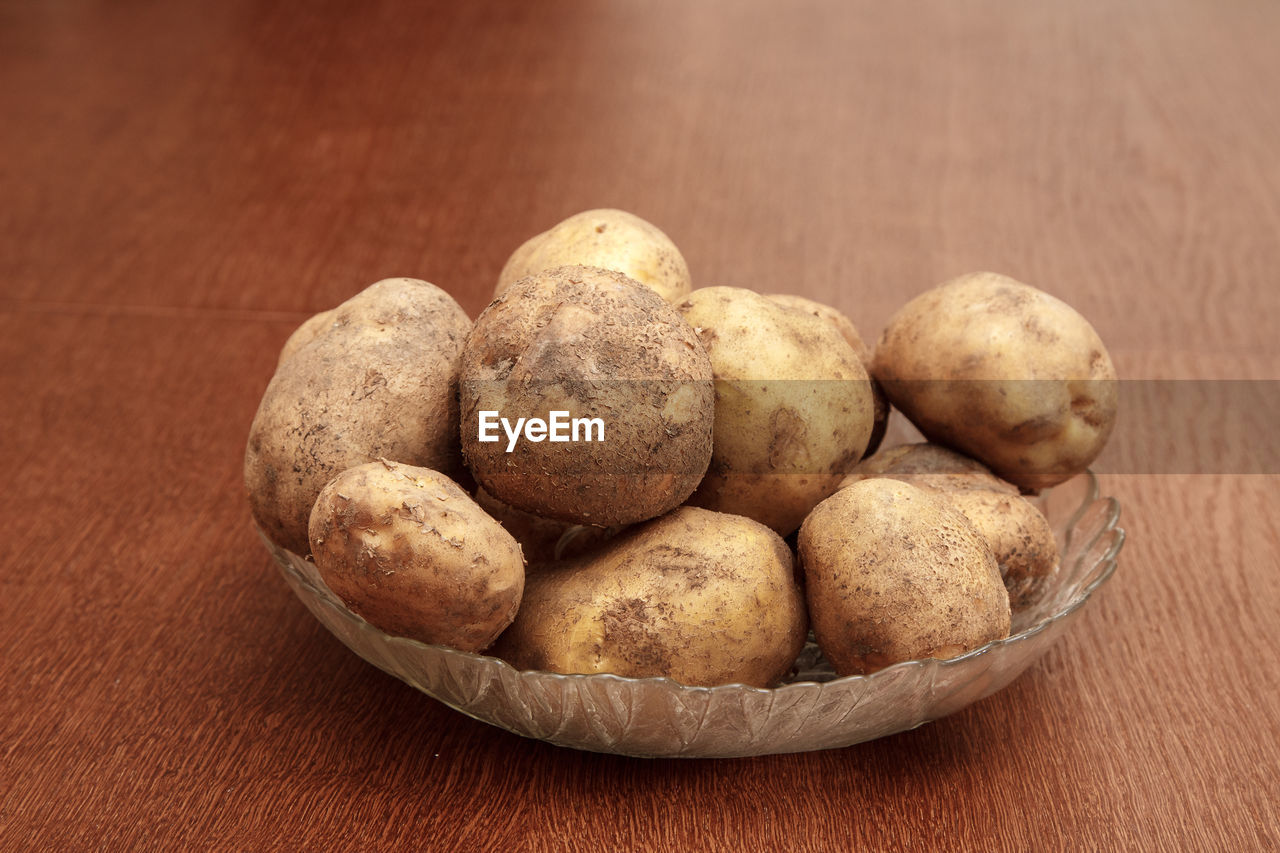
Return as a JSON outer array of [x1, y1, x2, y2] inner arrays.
[[846, 441, 1000, 481], [473, 487, 613, 565], [309, 461, 523, 651], [495, 209, 692, 303], [842, 443, 1058, 611], [460, 265, 714, 526], [472, 487, 573, 565], [276, 308, 336, 368], [871, 271, 1117, 490], [676, 287, 876, 535], [490, 506, 807, 688], [766, 293, 889, 458], [798, 478, 1011, 676], [244, 278, 471, 554], [940, 489, 1057, 612], [765, 294, 871, 361]]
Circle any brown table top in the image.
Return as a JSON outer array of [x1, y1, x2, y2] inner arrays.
[[3, 1, 1278, 850]]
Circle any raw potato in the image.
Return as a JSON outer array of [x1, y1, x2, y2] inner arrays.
[[490, 507, 808, 688], [871, 271, 1117, 490], [846, 441, 997, 480], [799, 478, 1011, 676], [766, 293, 889, 458], [244, 278, 471, 554], [677, 287, 876, 535], [276, 308, 336, 368], [495, 209, 692, 303], [461, 265, 714, 526], [472, 487, 573, 565], [842, 443, 1058, 611], [943, 489, 1057, 613], [309, 461, 523, 651], [473, 488, 613, 565]]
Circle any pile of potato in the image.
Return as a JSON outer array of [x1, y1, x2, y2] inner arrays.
[[245, 209, 1117, 687]]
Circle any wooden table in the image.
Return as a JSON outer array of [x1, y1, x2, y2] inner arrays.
[[3, 1, 1277, 849]]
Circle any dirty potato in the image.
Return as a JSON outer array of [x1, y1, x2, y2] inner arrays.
[[472, 487, 574, 565], [677, 287, 876, 535], [244, 278, 471, 554], [766, 293, 889, 458], [799, 478, 1011, 675], [473, 487, 614, 565], [490, 507, 808, 688], [495, 209, 692, 303], [843, 443, 1059, 611], [461, 265, 714, 526], [871, 271, 1117, 490], [276, 308, 336, 368], [309, 461, 523, 651]]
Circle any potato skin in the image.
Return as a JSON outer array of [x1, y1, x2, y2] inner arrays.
[[871, 271, 1117, 490], [495, 209, 692, 303], [460, 265, 714, 526], [472, 487, 573, 565], [490, 507, 808, 688], [677, 287, 876, 535], [940, 489, 1057, 612], [799, 478, 1011, 676], [472, 488, 614, 566], [276, 308, 336, 368], [846, 442, 1002, 481], [244, 278, 471, 554], [308, 461, 523, 651], [766, 293, 889, 458], [842, 443, 1059, 612]]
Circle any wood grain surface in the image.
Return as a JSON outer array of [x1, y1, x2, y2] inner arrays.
[[3, 1, 1278, 850]]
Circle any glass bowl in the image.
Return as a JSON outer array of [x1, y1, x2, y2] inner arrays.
[[262, 471, 1122, 758]]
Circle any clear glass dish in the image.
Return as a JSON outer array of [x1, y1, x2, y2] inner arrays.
[[262, 471, 1122, 758]]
